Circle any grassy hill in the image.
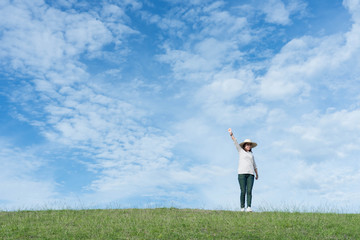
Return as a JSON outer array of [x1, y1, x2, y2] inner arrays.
[[1, 208, 359, 239]]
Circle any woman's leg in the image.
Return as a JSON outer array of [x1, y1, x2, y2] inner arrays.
[[238, 174, 246, 208], [246, 174, 255, 207]]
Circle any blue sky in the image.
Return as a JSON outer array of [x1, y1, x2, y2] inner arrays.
[[1, 0, 360, 212]]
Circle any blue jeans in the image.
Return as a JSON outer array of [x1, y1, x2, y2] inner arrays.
[[238, 174, 254, 208]]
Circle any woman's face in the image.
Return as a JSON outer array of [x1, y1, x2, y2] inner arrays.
[[244, 143, 252, 151]]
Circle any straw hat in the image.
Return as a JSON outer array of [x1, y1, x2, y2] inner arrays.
[[239, 139, 257, 148]]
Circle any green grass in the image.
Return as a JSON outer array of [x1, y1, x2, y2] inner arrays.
[[1, 208, 359, 239]]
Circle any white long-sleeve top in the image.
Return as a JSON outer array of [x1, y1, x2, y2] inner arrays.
[[232, 137, 257, 175]]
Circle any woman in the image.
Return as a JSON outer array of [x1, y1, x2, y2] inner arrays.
[[228, 128, 259, 212]]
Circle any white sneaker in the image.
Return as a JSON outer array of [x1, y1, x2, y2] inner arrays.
[[240, 208, 245, 212], [246, 207, 252, 212]]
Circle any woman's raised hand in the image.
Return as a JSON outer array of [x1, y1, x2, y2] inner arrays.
[[228, 128, 233, 135]]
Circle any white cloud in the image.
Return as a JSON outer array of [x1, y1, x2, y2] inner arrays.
[[260, 0, 307, 25], [158, 47, 214, 76], [253, 155, 360, 212], [155, 3, 252, 82], [0, 0, 182, 208], [289, 108, 360, 158], [193, 67, 269, 126], [263, 0, 291, 25], [64, 18, 112, 53], [200, 77, 246, 102], [344, 0, 360, 22], [1, 0, 208, 209], [257, 9, 360, 101], [0, 142, 58, 210], [292, 160, 360, 206], [100, 3, 140, 46], [158, 38, 244, 83], [199, 8, 249, 40], [0, 0, 140, 80]]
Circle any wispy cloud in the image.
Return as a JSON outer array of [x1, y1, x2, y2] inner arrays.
[[1, 0, 234, 209], [0, 141, 58, 209], [260, 0, 307, 25]]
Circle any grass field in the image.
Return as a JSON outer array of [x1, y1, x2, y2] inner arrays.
[[1, 208, 359, 239]]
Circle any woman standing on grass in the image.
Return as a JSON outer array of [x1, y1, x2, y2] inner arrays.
[[228, 128, 259, 212]]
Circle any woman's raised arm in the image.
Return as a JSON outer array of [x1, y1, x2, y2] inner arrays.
[[228, 128, 241, 152], [228, 128, 235, 141]]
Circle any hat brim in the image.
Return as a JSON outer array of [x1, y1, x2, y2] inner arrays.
[[239, 142, 257, 148]]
